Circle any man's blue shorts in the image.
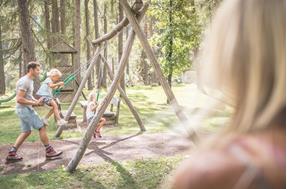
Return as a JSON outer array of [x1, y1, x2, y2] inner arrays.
[[16, 107, 44, 132]]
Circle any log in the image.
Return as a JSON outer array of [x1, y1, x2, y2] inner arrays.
[[54, 47, 102, 137], [100, 54, 145, 131], [66, 5, 147, 172], [92, 3, 148, 45]]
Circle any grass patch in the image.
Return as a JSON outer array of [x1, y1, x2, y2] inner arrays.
[[0, 156, 183, 189], [0, 84, 231, 145]]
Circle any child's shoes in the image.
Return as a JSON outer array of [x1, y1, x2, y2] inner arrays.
[[57, 119, 67, 126]]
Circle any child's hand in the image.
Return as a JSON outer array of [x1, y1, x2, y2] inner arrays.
[[59, 82, 64, 86]]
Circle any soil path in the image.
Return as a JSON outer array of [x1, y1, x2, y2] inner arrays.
[[0, 132, 193, 175]]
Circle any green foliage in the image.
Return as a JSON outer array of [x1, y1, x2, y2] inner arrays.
[[148, 0, 202, 77]]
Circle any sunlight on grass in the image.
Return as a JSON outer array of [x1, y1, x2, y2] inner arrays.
[[0, 84, 231, 145]]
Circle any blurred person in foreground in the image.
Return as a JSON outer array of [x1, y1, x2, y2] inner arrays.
[[171, 0, 285, 188]]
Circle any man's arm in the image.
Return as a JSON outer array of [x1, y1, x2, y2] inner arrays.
[[16, 90, 42, 106]]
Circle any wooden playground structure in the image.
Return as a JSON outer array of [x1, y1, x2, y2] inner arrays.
[[0, 0, 194, 173], [57, 0, 191, 173]]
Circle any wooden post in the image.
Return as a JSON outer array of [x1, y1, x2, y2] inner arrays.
[[119, 0, 188, 123], [54, 47, 101, 137], [101, 55, 145, 131], [66, 7, 147, 172]]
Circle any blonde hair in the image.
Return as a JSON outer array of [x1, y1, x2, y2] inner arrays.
[[198, 0, 285, 132], [88, 92, 97, 102], [47, 68, 62, 77]]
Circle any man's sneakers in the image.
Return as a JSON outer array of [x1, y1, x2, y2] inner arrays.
[[46, 145, 63, 159], [6, 145, 62, 163], [57, 119, 67, 126], [6, 151, 23, 163]]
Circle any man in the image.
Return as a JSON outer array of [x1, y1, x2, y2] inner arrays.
[[6, 62, 62, 162]]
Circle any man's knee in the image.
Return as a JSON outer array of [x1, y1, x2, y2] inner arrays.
[[22, 130, 32, 136], [39, 126, 46, 132]]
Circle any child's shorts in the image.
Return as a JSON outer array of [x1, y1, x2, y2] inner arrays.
[[16, 107, 44, 132], [42, 97, 53, 106]]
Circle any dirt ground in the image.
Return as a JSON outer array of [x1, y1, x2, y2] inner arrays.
[[0, 132, 193, 175]]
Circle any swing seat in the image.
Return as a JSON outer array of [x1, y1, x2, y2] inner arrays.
[[57, 111, 78, 129], [103, 111, 115, 117]]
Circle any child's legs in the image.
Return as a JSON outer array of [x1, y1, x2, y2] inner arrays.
[[45, 109, 54, 119], [50, 100, 61, 120], [96, 118, 106, 132]]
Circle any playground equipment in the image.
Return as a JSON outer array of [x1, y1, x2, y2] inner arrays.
[[54, 0, 195, 173], [0, 92, 16, 105], [80, 97, 121, 127], [50, 41, 78, 102]]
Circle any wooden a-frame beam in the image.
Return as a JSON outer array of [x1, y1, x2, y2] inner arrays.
[[55, 47, 101, 137], [100, 54, 145, 132], [66, 5, 147, 172]]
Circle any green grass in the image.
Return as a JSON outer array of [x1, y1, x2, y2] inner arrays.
[[0, 156, 183, 189], [0, 84, 231, 145], [0, 85, 232, 188]]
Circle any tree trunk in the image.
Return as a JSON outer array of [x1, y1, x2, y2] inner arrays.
[[125, 25, 129, 76], [118, 2, 125, 92], [93, 0, 100, 87], [101, 3, 107, 88], [51, 0, 59, 44], [44, 0, 52, 67], [17, 0, 38, 92], [139, 50, 149, 85], [74, 0, 81, 83], [139, 19, 149, 85], [167, 0, 174, 88], [0, 23, 5, 95], [85, 0, 93, 90], [60, 0, 66, 34]]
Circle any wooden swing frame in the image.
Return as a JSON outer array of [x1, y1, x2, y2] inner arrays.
[[53, 0, 194, 172]]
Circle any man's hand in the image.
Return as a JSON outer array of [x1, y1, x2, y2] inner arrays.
[[35, 97, 44, 106]]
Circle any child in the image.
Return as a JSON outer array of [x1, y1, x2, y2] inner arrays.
[[36, 68, 67, 126], [86, 92, 106, 138]]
